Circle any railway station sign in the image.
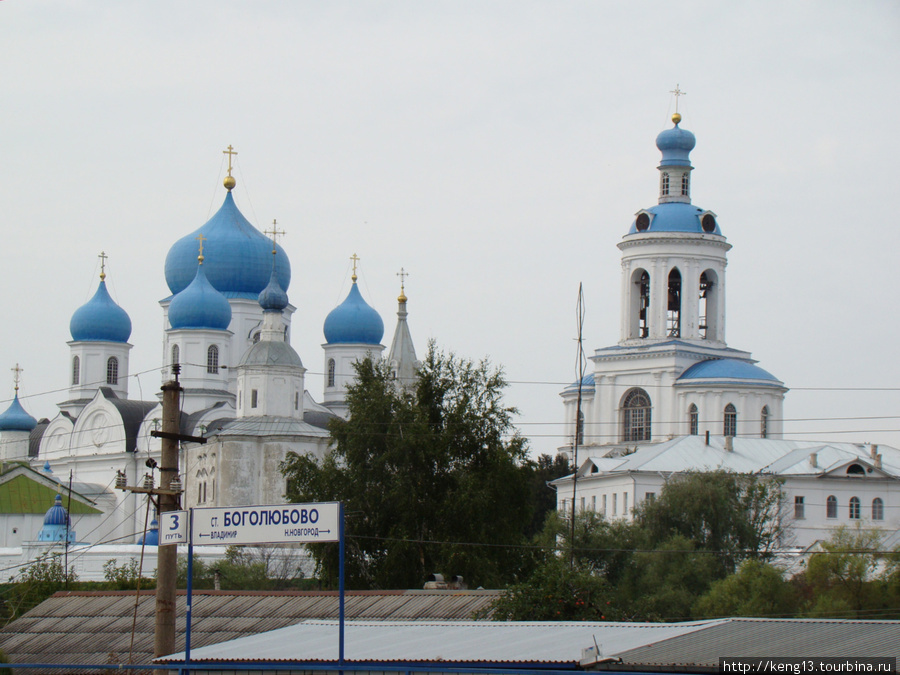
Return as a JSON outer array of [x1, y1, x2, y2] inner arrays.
[[190, 502, 341, 546]]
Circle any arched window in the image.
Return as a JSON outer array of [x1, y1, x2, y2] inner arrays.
[[171, 344, 180, 367], [846, 464, 865, 476], [295, 392, 300, 411], [761, 406, 770, 439], [826, 495, 838, 519], [72, 356, 80, 385], [849, 496, 861, 520], [688, 404, 699, 436], [327, 358, 336, 388], [106, 357, 118, 385], [681, 173, 690, 196], [660, 172, 670, 196], [622, 388, 651, 442], [575, 410, 584, 446], [723, 403, 737, 438], [207, 345, 219, 374], [667, 268, 682, 338], [872, 498, 884, 521]]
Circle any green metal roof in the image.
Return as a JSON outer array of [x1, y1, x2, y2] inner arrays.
[[0, 474, 100, 515]]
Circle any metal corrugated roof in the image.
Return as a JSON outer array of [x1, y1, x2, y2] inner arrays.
[[0, 589, 501, 674], [611, 618, 900, 671], [162, 619, 721, 665]]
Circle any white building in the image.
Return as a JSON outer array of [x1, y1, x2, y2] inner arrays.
[[561, 112, 786, 452], [0, 165, 418, 576], [554, 113, 899, 548]]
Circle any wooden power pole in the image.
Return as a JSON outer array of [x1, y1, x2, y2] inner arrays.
[[154, 374, 182, 657]]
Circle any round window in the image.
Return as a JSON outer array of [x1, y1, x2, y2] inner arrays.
[[635, 213, 650, 231], [701, 214, 717, 233]]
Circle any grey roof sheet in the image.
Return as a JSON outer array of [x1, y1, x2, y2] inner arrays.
[[162, 619, 720, 664], [215, 416, 330, 438], [0, 589, 501, 674], [611, 618, 900, 671]]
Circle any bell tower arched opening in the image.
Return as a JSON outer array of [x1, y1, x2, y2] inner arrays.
[[627, 269, 651, 340], [667, 268, 682, 338], [699, 269, 719, 341]]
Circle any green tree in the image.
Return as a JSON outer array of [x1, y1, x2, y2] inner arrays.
[[526, 453, 571, 537], [102, 558, 155, 590], [490, 556, 621, 621], [282, 343, 534, 589], [4, 556, 76, 622], [635, 471, 788, 574], [694, 559, 799, 618], [802, 525, 888, 618]]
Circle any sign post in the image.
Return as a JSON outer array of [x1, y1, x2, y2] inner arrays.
[[163, 502, 344, 670]]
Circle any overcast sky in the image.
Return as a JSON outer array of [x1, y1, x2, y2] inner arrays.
[[2, 1, 899, 458]]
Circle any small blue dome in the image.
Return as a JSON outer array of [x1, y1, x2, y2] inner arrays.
[[628, 203, 722, 236], [38, 494, 76, 543], [70, 280, 132, 343], [138, 518, 159, 546], [0, 394, 37, 432], [324, 283, 384, 344], [656, 121, 696, 167], [677, 359, 781, 385], [259, 267, 289, 312], [168, 263, 233, 330], [43, 494, 69, 526], [164, 192, 291, 298]]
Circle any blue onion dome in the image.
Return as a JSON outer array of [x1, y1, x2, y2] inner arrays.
[[138, 519, 159, 546], [324, 282, 384, 344], [259, 266, 289, 312], [43, 494, 70, 527], [168, 261, 233, 330], [70, 279, 132, 342], [0, 393, 37, 431], [164, 192, 291, 298], [656, 113, 696, 167]]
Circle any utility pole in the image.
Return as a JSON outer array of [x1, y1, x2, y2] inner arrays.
[[115, 364, 205, 659], [154, 372, 182, 657]]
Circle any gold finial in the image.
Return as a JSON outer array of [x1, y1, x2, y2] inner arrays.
[[350, 253, 360, 283], [397, 267, 408, 303], [11, 364, 22, 393], [670, 84, 686, 124], [223, 145, 238, 190], [264, 219, 286, 256], [196, 232, 207, 264], [98, 251, 108, 281]]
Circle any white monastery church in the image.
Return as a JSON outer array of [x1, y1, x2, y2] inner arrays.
[[0, 160, 418, 578], [554, 112, 900, 549]]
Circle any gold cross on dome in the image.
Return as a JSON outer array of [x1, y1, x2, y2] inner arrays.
[[264, 220, 286, 254], [11, 363, 22, 392], [350, 253, 360, 282], [196, 233, 207, 263], [223, 145, 238, 177], [670, 84, 686, 113], [98, 251, 108, 280]]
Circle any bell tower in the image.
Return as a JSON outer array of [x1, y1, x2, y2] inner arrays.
[[619, 111, 730, 347]]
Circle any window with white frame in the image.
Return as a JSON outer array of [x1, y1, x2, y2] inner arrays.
[[849, 496, 861, 520], [872, 498, 884, 520], [723, 403, 737, 437], [826, 495, 838, 519], [622, 388, 652, 442], [106, 357, 118, 385], [794, 495, 805, 519]]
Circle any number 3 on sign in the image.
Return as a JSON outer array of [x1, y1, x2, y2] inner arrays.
[[160, 510, 188, 545]]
